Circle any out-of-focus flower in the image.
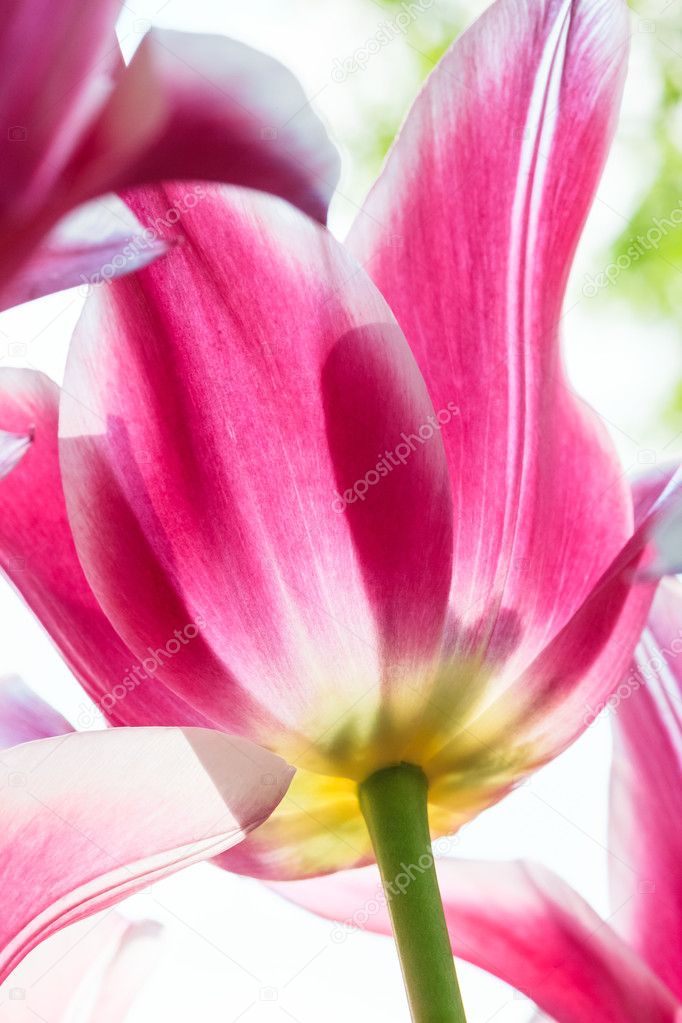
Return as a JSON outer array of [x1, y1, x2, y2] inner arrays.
[[0, 0, 339, 310], [0, 908, 162, 1023], [274, 575, 682, 1023]]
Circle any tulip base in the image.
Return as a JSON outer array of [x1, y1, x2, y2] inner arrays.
[[358, 763, 467, 1023]]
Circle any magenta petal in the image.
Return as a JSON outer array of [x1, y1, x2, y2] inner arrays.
[[58, 186, 453, 770], [609, 578, 682, 1002], [347, 0, 632, 677], [0, 727, 292, 982], [68, 29, 340, 224], [0, 676, 73, 747], [273, 860, 680, 1023], [0, 198, 169, 311], [0, 368, 218, 730], [510, 466, 682, 761], [86, 918, 163, 1023]]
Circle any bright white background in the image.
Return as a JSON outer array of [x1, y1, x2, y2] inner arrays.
[[0, 1, 679, 1020]]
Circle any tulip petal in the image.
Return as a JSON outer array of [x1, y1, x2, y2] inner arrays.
[[59, 185, 453, 780], [347, 0, 632, 679], [0, 676, 73, 748], [608, 577, 682, 1002], [500, 465, 682, 764], [0, 913, 161, 1022], [0, 727, 292, 982], [86, 918, 163, 1023], [67, 29, 340, 224], [1, 197, 168, 311], [273, 860, 680, 1023], [0, 368, 217, 730]]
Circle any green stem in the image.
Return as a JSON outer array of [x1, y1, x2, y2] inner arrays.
[[358, 763, 467, 1023]]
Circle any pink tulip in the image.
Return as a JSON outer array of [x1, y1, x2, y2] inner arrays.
[[1, 0, 678, 876], [1, 0, 682, 1015], [0, 0, 339, 310], [274, 575, 682, 1023], [0, 909, 162, 1023]]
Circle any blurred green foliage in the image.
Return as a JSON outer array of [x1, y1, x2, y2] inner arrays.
[[610, 16, 682, 321], [607, 7, 682, 429], [352, 0, 461, 177]]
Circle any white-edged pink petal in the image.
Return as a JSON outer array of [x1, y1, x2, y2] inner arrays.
[[0, 368, 214, 729], [58, 185, 453, 777], [347, 0, 632, 681]]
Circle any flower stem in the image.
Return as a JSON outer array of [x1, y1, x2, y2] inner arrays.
[[358, 763, 467, 1023]]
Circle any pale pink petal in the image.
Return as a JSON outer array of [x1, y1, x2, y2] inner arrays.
[[87, 919, 163, 1023], [0, 368, 216, 729], [67, 30, 340, 224], [608, 577, 682, 1002], [1, 197, 168, 311], [273, 860, 680, 1023], [347, 0, 632, 680], [59, 185, 453, 778], [0, 676, 73, 748], [0, 913, 160, 1023], [0, 727, 292, 982]]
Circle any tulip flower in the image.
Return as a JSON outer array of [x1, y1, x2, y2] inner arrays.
[[0, 0, 339, 310], [275, 576, 682, 1023], [1, 0, 682, 1018], [0, 909, 162, 1023]]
